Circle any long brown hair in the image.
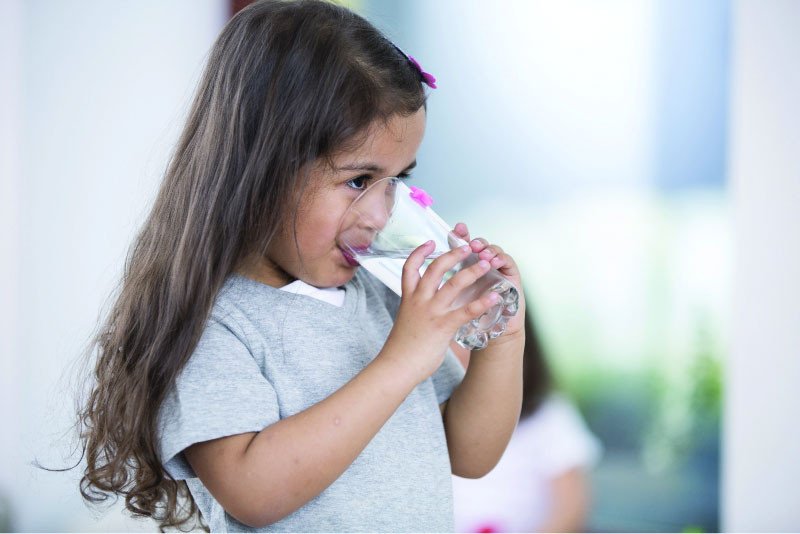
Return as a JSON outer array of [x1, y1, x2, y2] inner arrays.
[[76, 1, 425, 530], [520, 304, 554, 419]]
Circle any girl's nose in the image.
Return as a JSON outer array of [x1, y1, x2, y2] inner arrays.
[[357, 180, 395, 232]]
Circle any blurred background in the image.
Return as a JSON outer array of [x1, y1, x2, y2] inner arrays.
[[0, 0, 797, 531]]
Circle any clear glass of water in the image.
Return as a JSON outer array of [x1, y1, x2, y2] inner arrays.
[[337, 177, 519, 350]]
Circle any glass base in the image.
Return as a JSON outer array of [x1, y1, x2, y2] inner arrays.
[[454, 279, 519, 350]]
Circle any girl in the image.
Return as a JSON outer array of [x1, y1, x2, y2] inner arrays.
[[77, 1, 525, 531]]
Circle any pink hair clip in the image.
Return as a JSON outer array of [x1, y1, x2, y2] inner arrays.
[[392, 43, 437, 89], [409, 185, 434, 208], [407, 55, 437, 89]]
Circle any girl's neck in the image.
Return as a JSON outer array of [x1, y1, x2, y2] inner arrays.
[[235, 254, 296, 288]]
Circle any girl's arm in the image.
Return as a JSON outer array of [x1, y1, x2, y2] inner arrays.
[[184, 351, 417, 527], [441, 224, 526, 478], [184, 242, 500, 528], [443, 332, 524, 477]]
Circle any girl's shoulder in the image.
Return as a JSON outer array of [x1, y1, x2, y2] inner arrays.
[[204, 274, 295, 335], [205, 270, 399, 333], [218, 272, 284, 301], [214, 272, 316, 311]]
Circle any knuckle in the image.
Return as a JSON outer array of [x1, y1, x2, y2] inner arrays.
[[465, 300, 482, 317], [474, 259, 491, 274], [452, 267, 479, 287], [443, 276, 465, 293], [434, 316, 450, 330], [436, 251, 462, 270], [425, 261, 444, 277], [429, 256, 447, 270]]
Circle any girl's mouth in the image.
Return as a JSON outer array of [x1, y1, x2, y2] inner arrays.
[[340, 247, 360, 267]]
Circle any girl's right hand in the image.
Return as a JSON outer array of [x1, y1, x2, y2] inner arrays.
[[380, 240, 500, 384]]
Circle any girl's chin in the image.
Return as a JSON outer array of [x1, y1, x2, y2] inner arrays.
[[310, 266, 358, 289], [334, 267, 359, 286]]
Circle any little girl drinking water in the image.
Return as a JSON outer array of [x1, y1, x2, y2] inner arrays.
[[77, 1, 525, 531]]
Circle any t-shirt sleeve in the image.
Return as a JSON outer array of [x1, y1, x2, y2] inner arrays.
[[157, 314, 280, 480], [431, 348, 466, 404]]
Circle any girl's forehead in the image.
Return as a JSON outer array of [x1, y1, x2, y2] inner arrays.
[[325, 110, 427, 173]]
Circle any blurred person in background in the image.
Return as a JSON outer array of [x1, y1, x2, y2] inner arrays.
[[452, 302, 602, 533]]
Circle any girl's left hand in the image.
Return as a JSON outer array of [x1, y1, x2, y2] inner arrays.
[[452, 222, 526, 341]]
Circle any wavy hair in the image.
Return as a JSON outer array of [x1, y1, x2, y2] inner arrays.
[[75, 1, 425, 529]]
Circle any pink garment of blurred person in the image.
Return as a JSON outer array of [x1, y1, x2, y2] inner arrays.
[[451, 305, 602, 533]]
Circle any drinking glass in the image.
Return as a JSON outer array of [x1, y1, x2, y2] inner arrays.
[[337, 177, 519, 350]]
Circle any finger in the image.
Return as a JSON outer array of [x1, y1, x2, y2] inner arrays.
[[449, 290, 502, 327], [448, 223, 470, 250], [434, 258, 492, 306], [401, 240, 435, 295], [487, 248, 521, 283], [447, 231, 468, 250], [489, 255, 507, 269], [478, 244, 504, 265], [453, 222, 471, 241], [491, 246, 514, 270], [469, 237, 490, 253], [495, 250, 521, 279], [418, 244, 472, 297]]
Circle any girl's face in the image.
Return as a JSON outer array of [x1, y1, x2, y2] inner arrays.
[[253, 108, 426, 288]]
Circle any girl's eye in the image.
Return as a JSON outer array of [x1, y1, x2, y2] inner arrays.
[[346, 175, 370, 191], [345, 172, 413, 191]]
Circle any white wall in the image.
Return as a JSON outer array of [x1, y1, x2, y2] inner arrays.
[[0, 3, 24, 526], [410, 0, 656, 212], [724, 0, 800, 531], [0, 0, 226, 530]]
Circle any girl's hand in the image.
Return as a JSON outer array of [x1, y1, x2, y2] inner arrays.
[[382, 240, 503, 383], [452, 222, 526, 341]]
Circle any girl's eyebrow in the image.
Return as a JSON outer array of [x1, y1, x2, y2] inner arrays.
[[335, 160, 417, 173]]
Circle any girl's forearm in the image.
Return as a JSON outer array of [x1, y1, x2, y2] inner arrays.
[[444, 334, 524, 478], [187, 350, 419, 527]]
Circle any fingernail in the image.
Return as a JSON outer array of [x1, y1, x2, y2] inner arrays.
[[478, 260, 490, 270], [489, 292, 500, 302], [461, 245, 471, 253], [470, 239, 480, 247]]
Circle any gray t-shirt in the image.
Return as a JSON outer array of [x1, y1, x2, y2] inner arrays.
[[157, 269, 465, 532]]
